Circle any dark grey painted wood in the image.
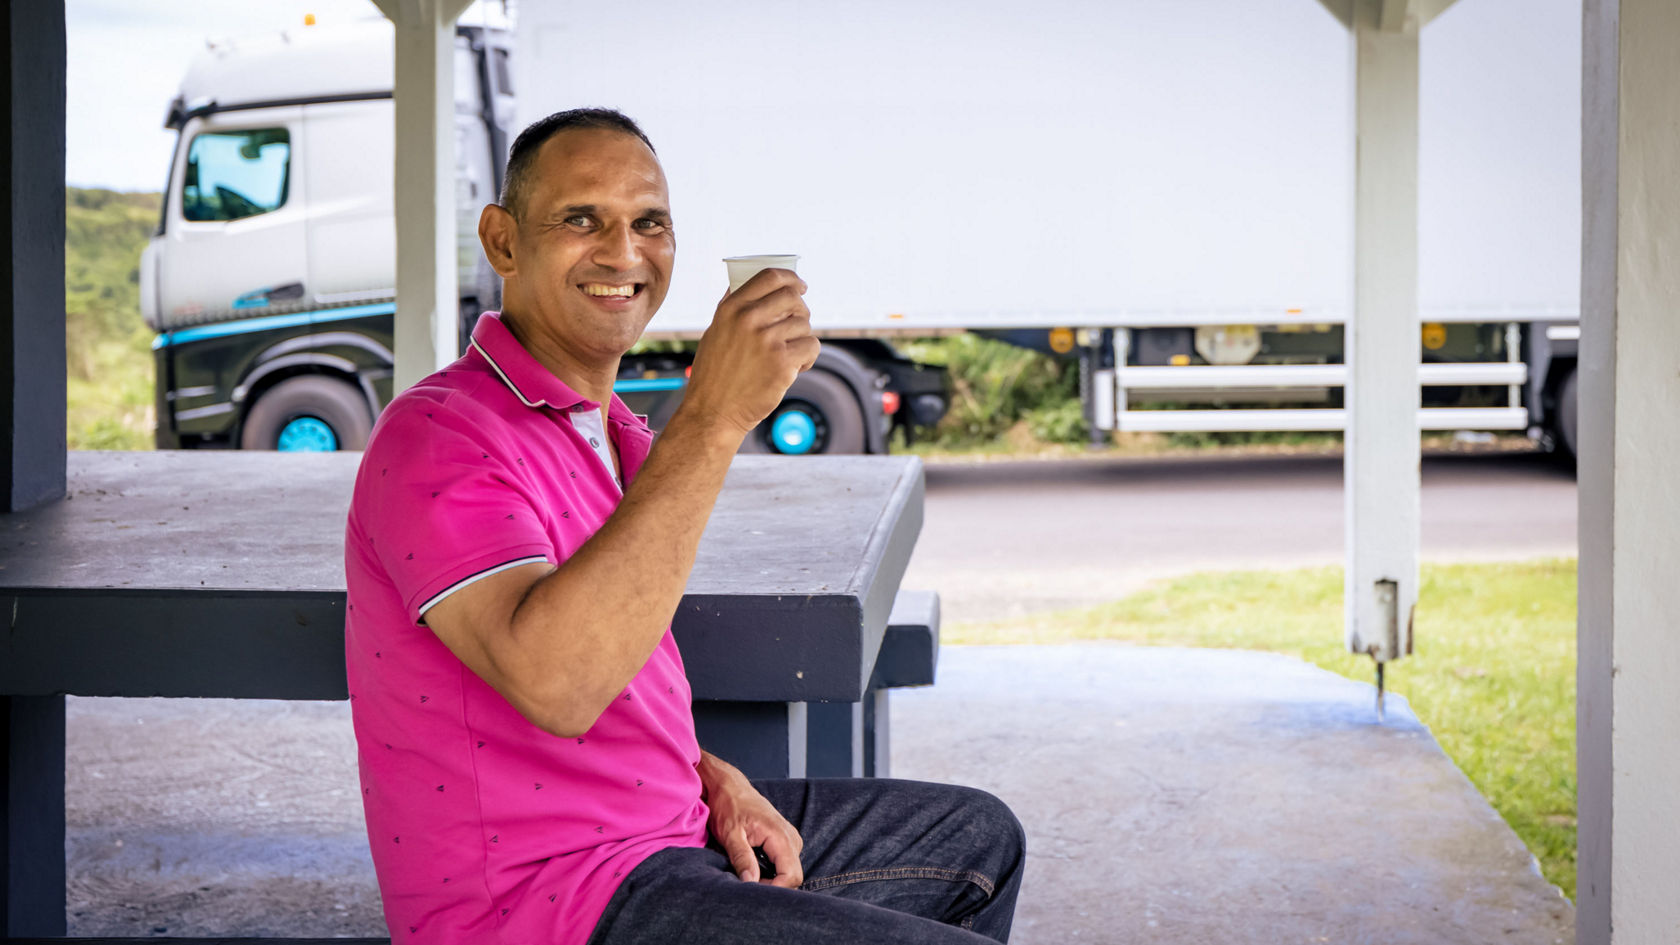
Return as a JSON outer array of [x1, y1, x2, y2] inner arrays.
[[2, 592, 349, 699], [677, 456, 922, 701], [693, 702, 807, 781], [805, 592, 940, 779], [4, 695, 65, 937], [863, 688, 888, 778], [866, 689, 893, 776], [804, 701, 863, 778], [1, 0, 67, 514], [0, 452, 923, 703], [871, 590, 940, 689]]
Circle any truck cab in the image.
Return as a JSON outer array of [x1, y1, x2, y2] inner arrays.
[[141, 13, 512, 450]]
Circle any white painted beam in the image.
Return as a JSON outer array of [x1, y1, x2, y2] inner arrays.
[[372, 0, 474, 392], [1578, 1, 1680, 942], [1343, 0, 1420, 664]]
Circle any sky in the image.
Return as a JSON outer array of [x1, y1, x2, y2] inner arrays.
[[66, 0, 381, 191]]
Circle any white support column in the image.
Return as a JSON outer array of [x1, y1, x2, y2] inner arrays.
[[1578, 1, 1680, 942], [1342, 0, 1420, 664], [372, 0, 473, 392]]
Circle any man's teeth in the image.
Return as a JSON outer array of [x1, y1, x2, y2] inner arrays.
[[583, 284, 636, 297]]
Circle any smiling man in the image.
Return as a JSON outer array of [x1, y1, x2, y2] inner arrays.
[[344, 108, 1023, 945]]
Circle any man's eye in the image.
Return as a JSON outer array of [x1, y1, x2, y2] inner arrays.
[[634, 219, 667, 231], [565, 215, 594, 227]]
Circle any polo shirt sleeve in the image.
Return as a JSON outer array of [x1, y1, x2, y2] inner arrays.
[[359, 400, 555, 625]]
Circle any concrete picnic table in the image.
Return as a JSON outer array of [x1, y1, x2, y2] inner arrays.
[[0, 450, 925, 941]]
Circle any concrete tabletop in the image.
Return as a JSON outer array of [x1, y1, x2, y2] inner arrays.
[[0, 450, 923, 703]]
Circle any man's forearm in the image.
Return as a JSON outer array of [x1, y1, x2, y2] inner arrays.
[[503, 405, 742, 734]]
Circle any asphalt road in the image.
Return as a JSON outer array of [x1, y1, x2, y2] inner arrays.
[[904, 447, 1578, 624]]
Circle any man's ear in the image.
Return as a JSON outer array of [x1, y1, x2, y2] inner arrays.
[[478, 203, 518, 278]]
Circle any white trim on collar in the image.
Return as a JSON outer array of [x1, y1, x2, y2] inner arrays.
[[469, 337, 554, 409]]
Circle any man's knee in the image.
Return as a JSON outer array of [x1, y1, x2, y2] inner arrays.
[[944, 784, 1026, 865]]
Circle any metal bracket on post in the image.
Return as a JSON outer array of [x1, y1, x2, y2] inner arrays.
[[1371, 578, 1401, 719]]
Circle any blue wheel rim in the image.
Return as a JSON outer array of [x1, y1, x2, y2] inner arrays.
[[771, 410, 818, 455], [277, 416, 339, 452]]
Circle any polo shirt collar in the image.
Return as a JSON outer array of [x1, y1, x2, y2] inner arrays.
[[468, 312, 643, 427]]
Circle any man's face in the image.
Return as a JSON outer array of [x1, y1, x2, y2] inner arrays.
[[507, 127, 674, 362]]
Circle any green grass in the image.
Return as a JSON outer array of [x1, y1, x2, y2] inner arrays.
[[946, 558, 1578, 900], [65, 187, 160, 451], [66, 330, 154, 450]]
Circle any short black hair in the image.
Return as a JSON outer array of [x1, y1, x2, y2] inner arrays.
[[499, 108, 656, 219]]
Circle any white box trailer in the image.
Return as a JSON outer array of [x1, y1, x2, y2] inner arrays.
[[515, 0, 1582, 455]]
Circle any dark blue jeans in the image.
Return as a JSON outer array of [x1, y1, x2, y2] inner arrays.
[[586, 778, 1025, 944]]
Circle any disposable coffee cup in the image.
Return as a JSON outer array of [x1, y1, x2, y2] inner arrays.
[[724, 254, 800, 294]]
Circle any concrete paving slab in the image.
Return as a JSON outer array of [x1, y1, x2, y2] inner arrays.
[[890, 645, 1574, 945], [62, 645, 1573, 943]]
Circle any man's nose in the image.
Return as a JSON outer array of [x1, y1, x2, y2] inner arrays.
[[592, 221, 642, 271]]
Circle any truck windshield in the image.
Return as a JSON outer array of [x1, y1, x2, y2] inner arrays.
[[182, 128, 290, 222]]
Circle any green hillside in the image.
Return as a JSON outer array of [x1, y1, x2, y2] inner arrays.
[[66, 187, 159, 449]]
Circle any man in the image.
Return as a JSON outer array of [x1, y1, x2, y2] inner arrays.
[[345, 108, 1023, 945]]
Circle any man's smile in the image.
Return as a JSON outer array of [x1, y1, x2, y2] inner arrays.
[[580, 283, 643, 298]]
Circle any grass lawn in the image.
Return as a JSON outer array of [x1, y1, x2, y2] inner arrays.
[[944, 557, 1578, 901], [66, 326, 154, 450]]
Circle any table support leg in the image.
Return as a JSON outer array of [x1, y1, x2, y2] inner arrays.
[[693, 701, 807, 781], [863, 688, 889, 779], [806, 702, 864, 778], [4, 694, 66, 936]]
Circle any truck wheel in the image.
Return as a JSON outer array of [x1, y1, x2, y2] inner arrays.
[[1557, 365, 1579, 460], [742, 370, 866, 455], [240, 375, 373, 452]]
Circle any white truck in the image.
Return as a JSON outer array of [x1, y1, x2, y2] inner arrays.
[[142, 0, 1581, 458]]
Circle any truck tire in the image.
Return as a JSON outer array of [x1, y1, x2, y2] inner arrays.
[[240, 375, 373, 452], [1557, 365, 1579, 461], [742, 370, 866, 455]]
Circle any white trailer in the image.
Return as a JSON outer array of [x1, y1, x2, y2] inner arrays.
[[515, 0, 1582, 455]]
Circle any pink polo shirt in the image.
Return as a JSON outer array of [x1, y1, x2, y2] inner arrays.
[[344, 313, 709, 945]]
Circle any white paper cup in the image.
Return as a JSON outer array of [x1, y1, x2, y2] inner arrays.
[[724, 254, 800, 294]]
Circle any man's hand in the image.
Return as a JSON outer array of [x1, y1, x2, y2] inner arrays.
[[698, 751, 804, 888], [680, 268, 820, 439]]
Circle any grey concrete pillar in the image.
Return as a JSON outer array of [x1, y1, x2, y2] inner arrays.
[[1578, 0, 1680, 941]]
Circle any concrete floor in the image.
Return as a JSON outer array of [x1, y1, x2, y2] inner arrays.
[[890, 645, 1573, 945], [64, 644, 1572, 943]]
